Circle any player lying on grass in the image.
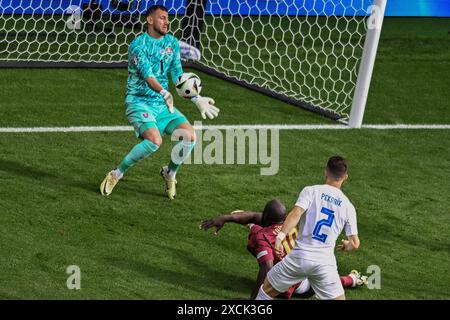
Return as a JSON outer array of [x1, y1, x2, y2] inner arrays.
[[100, 5, 219, 199], [257, 156, 360, 300], [200, 199, 367, 299]]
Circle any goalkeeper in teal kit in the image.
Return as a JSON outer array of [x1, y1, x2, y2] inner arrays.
[[100, 5, 219, 199]]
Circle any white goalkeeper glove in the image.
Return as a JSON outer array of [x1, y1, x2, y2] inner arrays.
[[160, 89, 174, 113], [191, 95, 220, 120]]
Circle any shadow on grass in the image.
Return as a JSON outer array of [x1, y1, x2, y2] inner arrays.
[[0, 159, 57, 179], [0, 157, 179, 201], [0, 158, 98, 193], [104, 244, 255, 299]]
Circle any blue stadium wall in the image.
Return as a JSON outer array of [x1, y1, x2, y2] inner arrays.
[[1, 0, 450, 17]]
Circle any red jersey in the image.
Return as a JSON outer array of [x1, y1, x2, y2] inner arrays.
[[247, 224, 299, 298], [247, 224, 298, 265]]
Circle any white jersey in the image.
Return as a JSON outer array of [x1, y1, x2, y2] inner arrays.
[[293, 184, 358, 265]]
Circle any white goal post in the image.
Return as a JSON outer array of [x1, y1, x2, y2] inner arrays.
[[0, 0, 386, 126], [349, 0, 387, 128]]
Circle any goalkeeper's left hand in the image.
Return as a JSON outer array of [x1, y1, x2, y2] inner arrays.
[[191, 95, 220, 120]]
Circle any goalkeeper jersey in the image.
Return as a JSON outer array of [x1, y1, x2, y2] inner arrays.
[[125, 32, 183, 107]]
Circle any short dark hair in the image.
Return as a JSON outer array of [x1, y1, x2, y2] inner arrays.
[[326, 156, 349, 180], [146, 5, 168, 17], [261, 199, 287, 227]]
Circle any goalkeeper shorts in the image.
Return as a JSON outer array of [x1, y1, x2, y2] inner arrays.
[[126, 102, 189, 139]]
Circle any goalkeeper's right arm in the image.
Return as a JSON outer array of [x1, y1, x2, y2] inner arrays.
[[145, 77, 174, 113], [130, 44, 174, 113]]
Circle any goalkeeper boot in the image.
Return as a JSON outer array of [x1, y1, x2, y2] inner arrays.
[[100, 169, 122, 196], [160, 166, 177, 200], [349, 270, 368, 287]]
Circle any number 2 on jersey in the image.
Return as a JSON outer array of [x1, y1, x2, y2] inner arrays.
[[312, 207, 335, 243]]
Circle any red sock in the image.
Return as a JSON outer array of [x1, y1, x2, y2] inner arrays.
[[340, 275, 354, 288]]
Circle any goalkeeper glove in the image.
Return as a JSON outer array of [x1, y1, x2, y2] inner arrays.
[[191, 95, 220, 120], [160, 89, 174, 113]]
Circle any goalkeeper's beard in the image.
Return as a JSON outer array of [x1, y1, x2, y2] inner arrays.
[[153, 25, 168, 36]]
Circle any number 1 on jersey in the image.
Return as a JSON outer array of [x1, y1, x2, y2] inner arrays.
[[312, 207, 335, 243]]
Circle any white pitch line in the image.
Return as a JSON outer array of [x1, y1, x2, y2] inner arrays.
[[0, 126, 133, 133], [362, 124, 450, 130], [0, 124, 449, 133]]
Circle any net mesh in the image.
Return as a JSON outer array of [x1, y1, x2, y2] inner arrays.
[[0, 0, 374, 118]]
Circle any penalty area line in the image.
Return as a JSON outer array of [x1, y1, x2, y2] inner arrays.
[[0, 124, 449, 133]]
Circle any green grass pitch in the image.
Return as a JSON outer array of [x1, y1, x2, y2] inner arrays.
[[0, 18, 449, 299]]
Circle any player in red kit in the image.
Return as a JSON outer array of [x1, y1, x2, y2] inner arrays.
[[200, 199, 367, 299]]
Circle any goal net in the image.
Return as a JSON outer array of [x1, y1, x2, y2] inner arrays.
[[0, 0, 384, 123]]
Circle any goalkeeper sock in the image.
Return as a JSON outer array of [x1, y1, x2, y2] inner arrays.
[[168, 140, 196, 176], [117, 139, 160, 174]]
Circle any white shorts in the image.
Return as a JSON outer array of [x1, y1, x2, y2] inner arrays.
[[267, 253, 344, 300]]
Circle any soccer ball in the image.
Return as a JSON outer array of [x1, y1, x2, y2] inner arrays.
[[175, 73, 202, 98]]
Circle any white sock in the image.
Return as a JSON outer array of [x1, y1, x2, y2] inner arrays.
[[112, 168, 123, 180], [255, 285, 273, 300], [294, 279, 311, 295]]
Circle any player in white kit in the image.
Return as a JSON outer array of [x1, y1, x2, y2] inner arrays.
[[256, 156, 360, 300]]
